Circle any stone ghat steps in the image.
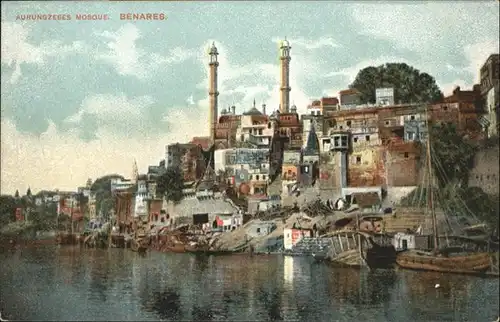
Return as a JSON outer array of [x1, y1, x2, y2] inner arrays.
[[289, 237, 332, 255], [382, 213, 427, 232]]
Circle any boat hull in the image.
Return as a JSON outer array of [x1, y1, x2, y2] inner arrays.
[[396, 250, 491, 275], [326, 230, 397, 269]]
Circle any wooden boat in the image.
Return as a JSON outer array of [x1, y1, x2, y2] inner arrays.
[[185, 246, 235, 256], [395, 107, 491, 275], [396, 249, 491, 274], [165, 243, 187, 253], [130, 238, 148, 254], [322, 230, 396, 269]]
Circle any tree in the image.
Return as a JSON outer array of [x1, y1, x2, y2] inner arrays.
[[429, 124, 477, 188], [26, 187, 32, 198], [350, 63, 443, 104], [157, 167, 184, 203], [0, 195, 17, 227], [14, 190, 20, 199], [91, 174, 124, 217]]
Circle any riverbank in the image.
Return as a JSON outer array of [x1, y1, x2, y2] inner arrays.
[[211, 212, 339, 252]]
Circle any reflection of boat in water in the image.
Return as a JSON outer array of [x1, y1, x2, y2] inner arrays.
[[327, 267, 397, 306], [402, 270, 473, 319]]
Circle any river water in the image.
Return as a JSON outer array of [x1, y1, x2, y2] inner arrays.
[[0, 246, 498, 321]]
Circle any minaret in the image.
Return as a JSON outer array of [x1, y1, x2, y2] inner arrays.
[[208, 42, 219, 143], [279, 37, 291, 113], [132, 159, 138, 184]]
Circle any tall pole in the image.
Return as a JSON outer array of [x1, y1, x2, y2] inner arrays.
[[424, 105, 439, 252], [70, 198, 74, 236]]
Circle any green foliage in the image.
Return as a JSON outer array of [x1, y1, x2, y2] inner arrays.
[[350, 63, 443, 104], [156, 167, 184, 203], [429, 124, 477, 187], [14, 190, 20, 199], [399, 185, 499, 230], [0, 195, 18, 227], [91, 174, 124, 216], [29, 202, 58, 231]]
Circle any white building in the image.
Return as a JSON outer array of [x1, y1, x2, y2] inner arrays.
[[214, 148, 271, 194], [235, 101, 275, 148], [392, 232, 416, 252], [110, 178, 134, 192], [283, 228, 312, 250], [133, 175, 148, 219]]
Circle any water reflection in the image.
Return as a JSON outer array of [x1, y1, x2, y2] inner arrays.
[[328, 267, 397, 307], [283, 256, 294, 288], [0, 247, 498, 321], [402, 271, 472, 321], [146, 289, 181, 320]]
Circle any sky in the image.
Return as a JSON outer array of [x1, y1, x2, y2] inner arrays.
[[1, 1, 499, 195]]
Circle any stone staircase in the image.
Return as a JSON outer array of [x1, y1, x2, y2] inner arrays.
[[267, 176, 282, 197], [288, 237, 332, 256]]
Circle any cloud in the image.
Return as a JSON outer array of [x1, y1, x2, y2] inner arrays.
[[351, 3, 499, 52], [65, 93, 154, 124], [195, 37, 333, 116], [285, 36, 340, 50], [463, 40, 499, 83], [95, 24, 196, 80], [0, 22, 85, 84], [0, 107, 210, 195]]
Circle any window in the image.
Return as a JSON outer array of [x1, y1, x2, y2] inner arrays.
[[407, 132, 415, 140], [356, 156, 361, 164], [339, 126, 343, 130], [353, 137, 358, 143], [249, 175, 253, 180], [256, 175, 260, 180], [160, 217, 165, 223], [487, 175, 490, 180], [404, 152, 409, 158], [256, 228, 261, 233], [410, 115, 415, 120], [288, 169, 292, 175], [268, 122, 272, 129], [258, 129, 263, 135], [443, 105, 448, 111], [334, 137, 340, 147], [346, 120, 352, 127], [263, 175, 266, 180], [385, 121, 390, 125], [365, 135, 370, 141]]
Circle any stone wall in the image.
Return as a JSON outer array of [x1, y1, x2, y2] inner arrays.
[[468, 144, 499, 195]]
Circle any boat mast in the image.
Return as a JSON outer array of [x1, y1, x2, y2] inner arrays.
[[424, 105, 439, 252]]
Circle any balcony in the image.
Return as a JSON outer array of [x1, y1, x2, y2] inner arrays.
[[248, 134, 271, 147]]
